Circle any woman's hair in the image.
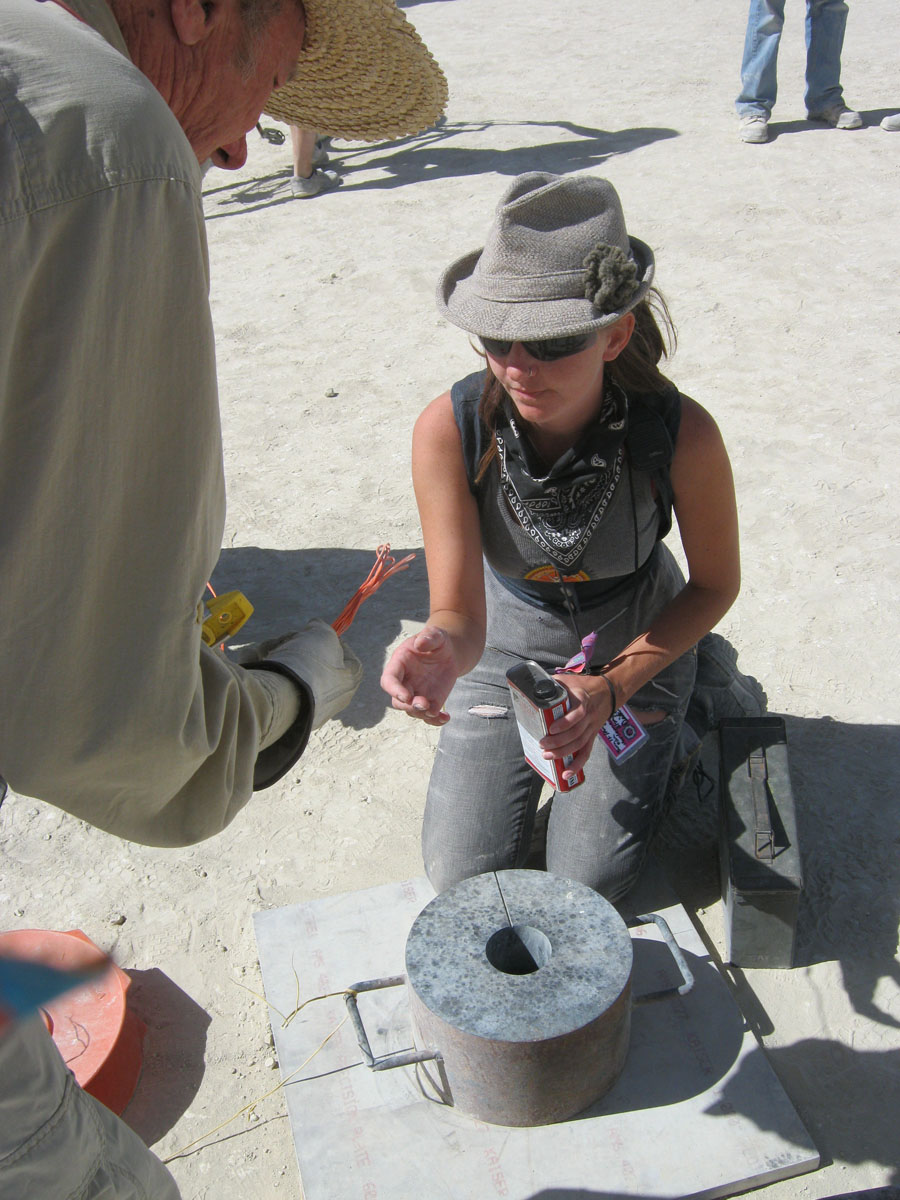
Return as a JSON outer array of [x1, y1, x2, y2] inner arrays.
[[473, 287, 677, 484]]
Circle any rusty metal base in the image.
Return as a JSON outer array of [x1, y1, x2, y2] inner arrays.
[[253, 866, 819, 1200]]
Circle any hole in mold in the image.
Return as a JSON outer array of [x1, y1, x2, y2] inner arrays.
[[485, 924, 552, 975]]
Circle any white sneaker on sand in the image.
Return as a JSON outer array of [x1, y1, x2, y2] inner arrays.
[[881, 113, 900, 131], [808, 104, 863, 129], [739, 114, 769, 143], [290, 169, 339, 198]]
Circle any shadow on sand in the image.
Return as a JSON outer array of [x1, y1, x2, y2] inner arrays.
[[120, 968, 212, 1145], [203, 119, 678, 218], [655, 711, 900, 1180], [766, 108, 899, 139]]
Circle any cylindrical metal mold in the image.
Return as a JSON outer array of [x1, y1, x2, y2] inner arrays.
[[405, 870, 633, 1126]]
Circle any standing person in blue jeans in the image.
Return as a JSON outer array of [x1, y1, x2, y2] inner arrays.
[[736, 0, 862, 142], [381, 172, 743, 904]]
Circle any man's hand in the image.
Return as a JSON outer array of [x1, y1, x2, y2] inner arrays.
[[253, 619, 362, 728]]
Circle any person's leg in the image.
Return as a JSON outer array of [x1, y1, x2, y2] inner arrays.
[[289, 126, 338, 197], [546, 648, 696, 905], [290, 125, 316, 177], [0, 1016, 181, 1199], [736, 0, 786, 117], [804, 0, 861, 123], [804, 0, 848, 112], [422, 649, 545, 893]]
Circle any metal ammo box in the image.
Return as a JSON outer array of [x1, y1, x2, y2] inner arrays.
[[718, 716, 803, 968]]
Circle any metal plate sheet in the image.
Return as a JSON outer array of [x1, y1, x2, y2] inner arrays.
[[253, 869, 819, 1200]]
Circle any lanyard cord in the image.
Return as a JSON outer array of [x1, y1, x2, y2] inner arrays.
[[554, 564, 588, 667]]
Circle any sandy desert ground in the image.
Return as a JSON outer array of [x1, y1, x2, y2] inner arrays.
[[3, 0, 899, 1197]]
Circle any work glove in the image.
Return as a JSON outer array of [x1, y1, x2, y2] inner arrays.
[[234, 619, 362, 790], [252, 619, 363, 729]]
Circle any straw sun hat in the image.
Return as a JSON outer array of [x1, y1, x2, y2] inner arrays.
[[437, 172, 655, 341], [263, 0, 448, 142]]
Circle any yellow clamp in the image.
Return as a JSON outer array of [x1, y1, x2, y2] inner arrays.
[[201, 590, 254, 647]]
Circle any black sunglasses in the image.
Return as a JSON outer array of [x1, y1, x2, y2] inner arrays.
[[479, 332, 596, 362]]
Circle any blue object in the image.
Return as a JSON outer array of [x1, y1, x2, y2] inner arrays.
[[0, 956, 104, 1019]]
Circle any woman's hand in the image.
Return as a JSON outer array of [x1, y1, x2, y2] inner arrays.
[[539, 673, 617, 779], [380, 626, 460, 726]]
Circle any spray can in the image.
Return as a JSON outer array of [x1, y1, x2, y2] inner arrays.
[[506, 660, 585, 792]]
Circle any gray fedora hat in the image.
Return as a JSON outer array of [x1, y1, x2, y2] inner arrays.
[[436, 172, 655, 341]]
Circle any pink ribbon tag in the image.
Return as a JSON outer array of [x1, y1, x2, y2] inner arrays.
[[554, 631, 597, 675]]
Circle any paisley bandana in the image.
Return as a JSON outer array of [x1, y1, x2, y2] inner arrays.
[[495, 382, 628, 570]]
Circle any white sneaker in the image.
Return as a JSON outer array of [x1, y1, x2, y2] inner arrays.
[[808, 103, 862, 129], [881, 113, 900, 131], [290, 169, 339, 198], [739, 114, 769, 143]]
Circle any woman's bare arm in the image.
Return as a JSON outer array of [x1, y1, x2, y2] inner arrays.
[[380, 391, 487, 723]]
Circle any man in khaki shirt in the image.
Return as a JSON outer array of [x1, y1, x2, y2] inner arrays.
[[0, 0, 446, 1188]]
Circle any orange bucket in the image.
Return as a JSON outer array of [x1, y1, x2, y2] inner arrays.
[[0, 928, 146, 1115]]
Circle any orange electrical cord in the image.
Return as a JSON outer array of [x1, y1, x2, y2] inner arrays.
[[332, 544, 416, 636], [204, 582, 224, 650], [204, 543, 414, 647]]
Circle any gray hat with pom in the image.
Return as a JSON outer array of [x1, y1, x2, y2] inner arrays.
[[436, 172, 655, 340]]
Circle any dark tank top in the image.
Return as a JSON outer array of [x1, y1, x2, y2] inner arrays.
[[450, 370, 680, 613]]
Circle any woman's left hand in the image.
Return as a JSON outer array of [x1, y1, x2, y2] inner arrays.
[[538, 673, 616, 779]]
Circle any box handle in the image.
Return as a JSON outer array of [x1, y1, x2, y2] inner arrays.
[[628, 913, 695, 1003], [748, 747, 775, 861], [344, 975, 443, 1072]]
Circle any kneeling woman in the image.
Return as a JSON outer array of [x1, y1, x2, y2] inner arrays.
[[381, 172, 740, 903]]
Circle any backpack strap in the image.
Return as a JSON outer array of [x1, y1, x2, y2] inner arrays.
[[625, 386, 682, 540]]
